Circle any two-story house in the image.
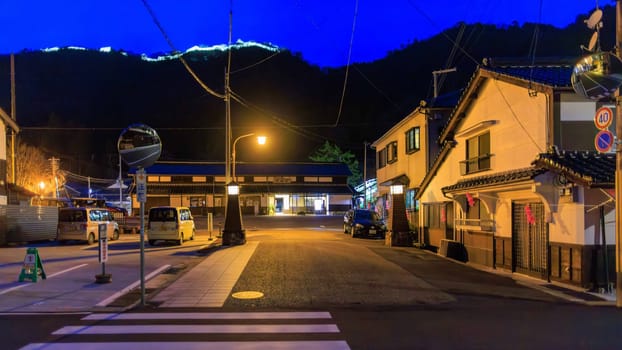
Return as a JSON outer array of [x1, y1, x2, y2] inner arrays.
[[371, 92, 459, 227], [415, 57, 614, 288]]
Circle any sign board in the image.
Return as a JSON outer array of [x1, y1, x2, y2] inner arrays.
[[595, 129, 615, 153], [19, 248, 46, 282], [98, 223, 108, 263], [594, 106, 614, 130], [136, 168, 147, 203]]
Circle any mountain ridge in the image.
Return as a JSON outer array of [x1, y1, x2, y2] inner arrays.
[[0, 5, 613, 178]]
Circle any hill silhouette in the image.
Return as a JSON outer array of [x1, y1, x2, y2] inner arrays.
[[0, 5, 611, 178]]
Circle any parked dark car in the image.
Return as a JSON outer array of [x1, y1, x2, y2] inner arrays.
[[343, 209, 386, 238]]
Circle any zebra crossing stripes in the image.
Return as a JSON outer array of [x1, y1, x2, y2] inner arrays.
[[83, 311, 332, 320], [53, 323, 340, 335], [22, 341, 350, 350], [20, 311, 351, 350]]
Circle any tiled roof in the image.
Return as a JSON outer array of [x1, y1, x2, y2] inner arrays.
[[482, 57, 575, 88], [532, 149, 615, 187], [131, 162, 353, 177], [442, 168, 545, 193]]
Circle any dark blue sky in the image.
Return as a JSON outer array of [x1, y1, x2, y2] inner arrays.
[[0, 0, 603, 67]]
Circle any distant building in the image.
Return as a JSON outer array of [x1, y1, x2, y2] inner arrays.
[[128, 161, 353, 216]]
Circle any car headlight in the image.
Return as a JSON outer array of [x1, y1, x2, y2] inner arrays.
[[355, 223, 364, 229]]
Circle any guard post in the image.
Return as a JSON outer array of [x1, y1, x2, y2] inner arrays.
[[95, 223, 111, 283]]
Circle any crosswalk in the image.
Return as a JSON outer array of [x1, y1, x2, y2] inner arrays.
[[20, 311, 350, 350]]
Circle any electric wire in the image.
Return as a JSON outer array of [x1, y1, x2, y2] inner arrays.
[[229, 90, 331, 143], [406, 0, 480, 66], [231, 51, 281, 74], [528, 0, 544, 86], [494, 80, 544, 153], [140, 0, 226, 100], [333, 0, 359, 127]]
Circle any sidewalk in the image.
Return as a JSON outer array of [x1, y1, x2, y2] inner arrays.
[[429, 249, 617, 306]]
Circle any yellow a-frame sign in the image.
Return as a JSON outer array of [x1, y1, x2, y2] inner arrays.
[[18, 248, 46, 282]]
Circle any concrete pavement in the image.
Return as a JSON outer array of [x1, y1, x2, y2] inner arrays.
[[0, 230, 616, 314]]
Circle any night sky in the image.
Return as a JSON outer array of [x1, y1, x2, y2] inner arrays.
[[0, 0, 602, 67]]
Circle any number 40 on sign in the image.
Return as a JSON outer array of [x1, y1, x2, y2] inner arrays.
[[594, 106, 613, 130]]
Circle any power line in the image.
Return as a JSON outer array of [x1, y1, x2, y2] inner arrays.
[[140, 0, 226, 100], [333, 0, 359, 127]]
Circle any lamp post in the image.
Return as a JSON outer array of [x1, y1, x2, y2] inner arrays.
[[386, 184, 412, 247], [223, 133, 266, 246], [231, 133, 266, 181]]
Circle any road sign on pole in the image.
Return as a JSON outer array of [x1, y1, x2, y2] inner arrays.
[[595, 106, 614, 130], [136, 168, 147, 203], [595, 129, 615, 153]]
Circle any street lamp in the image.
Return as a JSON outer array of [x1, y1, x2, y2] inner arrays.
[[231, 133, 266, 180], [223, 133, 266, 246], [38, 181, 45, 196]]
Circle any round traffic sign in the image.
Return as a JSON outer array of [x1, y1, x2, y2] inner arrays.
[[594, 106, 613, 130], [594, 129, 614, 153]]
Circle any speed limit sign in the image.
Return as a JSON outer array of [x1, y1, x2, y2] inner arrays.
[[594, 107, 613, 130]]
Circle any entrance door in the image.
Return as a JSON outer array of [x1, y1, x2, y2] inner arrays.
[[512, 202, 548, 279]]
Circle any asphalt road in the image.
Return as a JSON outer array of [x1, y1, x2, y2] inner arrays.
[[3, 215, 622, 349]]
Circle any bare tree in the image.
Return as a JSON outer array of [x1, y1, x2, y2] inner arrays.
[[12, 140, 54, 195]]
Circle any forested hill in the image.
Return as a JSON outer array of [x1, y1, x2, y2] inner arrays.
[[0, 5, 612, 177]]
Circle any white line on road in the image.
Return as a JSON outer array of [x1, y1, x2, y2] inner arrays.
[[95, 264, 170, 307], [52, 324, 341, 335], [21, 341, 351, 350], [0, 263, 88, 296], [83, 311, 333, 321]]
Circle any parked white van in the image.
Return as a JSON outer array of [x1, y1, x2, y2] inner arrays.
[[147, 206, 195, 245], [57, 207, 120, 244]]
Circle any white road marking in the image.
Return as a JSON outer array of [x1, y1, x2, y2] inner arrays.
[[95, 264, 170, 307], [52, 324, 341, 335], [83, 311, 332, 320], [21, 341, 351, 350], [0, 263, 88, 296]]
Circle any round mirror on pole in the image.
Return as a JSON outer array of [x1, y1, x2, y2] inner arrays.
[[117, 123, 162, 168]]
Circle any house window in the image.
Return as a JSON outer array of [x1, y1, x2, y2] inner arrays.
[[387, 141, 398, 164], [378, 148, 387, 169], [405, 127, 420, 153], [461, 132, 491, 175], [424, 203, 442, 229]]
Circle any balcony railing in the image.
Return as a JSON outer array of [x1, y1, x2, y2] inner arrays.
[[455, 218, 495, 232], [459, 154, 492, 175]]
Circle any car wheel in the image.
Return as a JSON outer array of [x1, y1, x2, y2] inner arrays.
[[87, 233, 95, 245], [190, 229, 195, 240], [113, 229, 120, 241], [350, 226, 357, 238]]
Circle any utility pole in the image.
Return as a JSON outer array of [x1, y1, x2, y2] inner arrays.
[[432, 67, 456, 98], [49, 157, 59, 198], [363, 141, 369, 208], [10, 54, 16, 184], [615, 0, 622, 308]]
